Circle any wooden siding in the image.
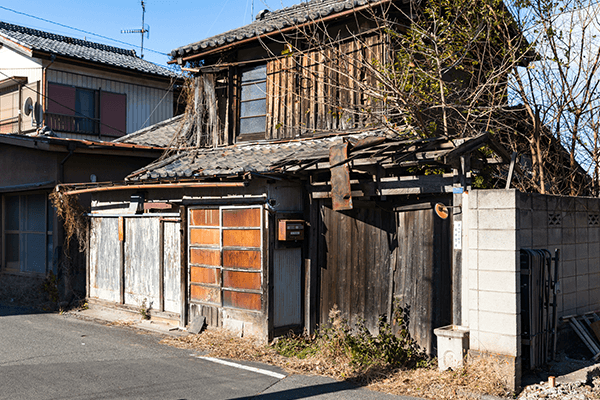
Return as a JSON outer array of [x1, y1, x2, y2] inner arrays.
[[266, 34, 385, 139], [47, 69, 173, 134], [317, 200, 452, 355]]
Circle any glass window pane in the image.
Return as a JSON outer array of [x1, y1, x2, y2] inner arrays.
[[241, 99, 266, 118], [6, 233, 19, 262], [5, 195, 19, 230], [26, 194, 46, 232], [241, 65, 266, 83], [240, 116, 267, 135], [24, 233, 46, 273], [241, 81, 266, 101]]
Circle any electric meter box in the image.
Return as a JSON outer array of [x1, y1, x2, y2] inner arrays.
[[278, 219, 305, 241]]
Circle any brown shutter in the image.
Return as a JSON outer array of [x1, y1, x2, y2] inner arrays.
[[100, 91, 126, 137], [47, 84, 75, 115]]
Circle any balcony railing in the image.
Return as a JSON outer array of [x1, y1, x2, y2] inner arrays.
[[46, 112, 100, 135]]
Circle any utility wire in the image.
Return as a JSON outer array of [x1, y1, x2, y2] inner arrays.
[[0, 5, 168, 57]]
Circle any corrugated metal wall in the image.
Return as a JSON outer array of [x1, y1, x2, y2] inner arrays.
[[47, 69, 173, 134]]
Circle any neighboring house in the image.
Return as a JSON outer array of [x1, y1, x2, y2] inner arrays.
[[0, 21, 178, 140], [60, 0, 598, 390]]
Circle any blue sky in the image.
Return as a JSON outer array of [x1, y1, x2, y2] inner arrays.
[[0, 0, 300, 67]]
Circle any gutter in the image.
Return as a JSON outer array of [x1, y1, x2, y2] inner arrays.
[[57, 181, 249, 196]]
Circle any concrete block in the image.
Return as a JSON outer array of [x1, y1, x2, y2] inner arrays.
[[557, 294, 564, 313], [562, 260, 576, 277], [517, 192, 532, 210], [468, 190, 479, 209], [562, 244, 577, 261], [532, 229, 548, 247], [563, 228, 576, 245], [469, 329, 480, 352], [519, 230, 532, 248], [590, 288, 600, 308], [576, 227, 589, 244], [589, 198, 600, 212], [577, 274, 590, 291], [532, 210, 549, 228], [562, 212, 575, 228], [469, 251, 479, 271], [576, 212, 589, 228], [478, 230, 517, 251], [189, 315, 206, 334], [477, 331, 519, 356], [478, 190, 516, 209], [590, 227, 600, 243], [479, 270, 518, 293], [590, 244, 599, 259], [469, 289, 479, 311], [478, 291, 517, 313], [468, 209, 478, 229], [519, 209, 533, 230], [547, 195, 560, 212], [575, 198, 588, 211], [589, 272, 600, 290], [469, 269, 479, 290], [589, 259, 600, 274], [469, 229, 479, 249], [576, 243, 589, 260], [576, 290, 590, 309], [561, 276, 576, 294], [477, 250, 519, 272], [478, 209, 517, 230], [563, 292, 577, 311], [561, 196, 576, 211], [576, 259, 589, 276], [469, 310, 479, 331], [531, 194, 548, 212], [548, 228, 562, 246], [479, 311, 518, 336]]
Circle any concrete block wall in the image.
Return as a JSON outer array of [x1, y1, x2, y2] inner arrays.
[[464, 189, 520, 361], [517, 193, 600, 316]]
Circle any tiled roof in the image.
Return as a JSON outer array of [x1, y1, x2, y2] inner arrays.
[[171, 0, 380, 59], [0, 21, 176, 78], [127, 130, 393, 181], [114, 114, 184, 147]]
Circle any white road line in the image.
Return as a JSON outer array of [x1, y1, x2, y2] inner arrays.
[[196, 356, 287, 379]]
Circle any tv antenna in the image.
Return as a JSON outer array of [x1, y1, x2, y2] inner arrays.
[[121, 0, 149, 58]]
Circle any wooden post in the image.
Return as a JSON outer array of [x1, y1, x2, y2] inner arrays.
[[179, 206, 188, 328], [159, 220, 165, 312], [119, 216, 125, 305]]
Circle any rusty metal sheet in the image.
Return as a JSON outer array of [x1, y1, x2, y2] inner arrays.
[[190, 266, 220, 285], [223, 290, 261, 311], [222, 208, 261, 227], [190, 248, 221, 266], [191, 285, 221, 304], [190, 228, 219, 245], [190, 209, 219, 226], [350, 136, 386, 151], [223, 270, 261, 291], [223, 250, 261, 269], [329, 142, 353, 211], [118, 216, 124, 241], [222, 229, 261, 248]]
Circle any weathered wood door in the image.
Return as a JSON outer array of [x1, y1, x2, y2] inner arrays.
[[273, 247, 302, 329]]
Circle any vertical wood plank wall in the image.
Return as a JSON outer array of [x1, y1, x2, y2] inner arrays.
[[317, 201, 452, 355]]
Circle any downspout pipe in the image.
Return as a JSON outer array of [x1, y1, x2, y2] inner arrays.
[[41, 54, 57, 130], [59, 144, 76, 183]]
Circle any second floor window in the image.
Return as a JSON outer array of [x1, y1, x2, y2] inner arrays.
[[239, 64, 267, 139]]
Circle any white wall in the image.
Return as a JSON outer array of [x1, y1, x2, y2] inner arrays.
[[0, 46, 42, 83]]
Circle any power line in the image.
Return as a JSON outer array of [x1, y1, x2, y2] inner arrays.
[[0, 5, 168, 57]]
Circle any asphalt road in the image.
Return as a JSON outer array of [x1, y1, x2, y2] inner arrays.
[[0, 305, 421, 400]]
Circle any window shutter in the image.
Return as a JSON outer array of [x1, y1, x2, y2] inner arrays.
[[100, 92, 127, 137], [47, 84, 75, 115]]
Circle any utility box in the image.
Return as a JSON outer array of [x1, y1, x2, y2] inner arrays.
[[434, 325, 469, 371], [278, 219, 305, 241]]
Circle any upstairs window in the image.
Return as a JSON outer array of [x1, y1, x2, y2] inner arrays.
[[239, 64, 267, 140]]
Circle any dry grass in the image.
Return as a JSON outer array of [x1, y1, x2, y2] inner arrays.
[[161, 328, 513, 399]]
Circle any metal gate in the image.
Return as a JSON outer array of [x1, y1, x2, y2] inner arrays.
[[520, 248, 560, 370]]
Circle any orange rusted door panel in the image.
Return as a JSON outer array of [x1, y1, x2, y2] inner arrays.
[[190, 209, 219, 226], [223, 291, 261, 310], [222, 229, 261, 248], [190, 228, 220, 246], [190, 248, 221, 266], [223, 270, 261, 291], [223, 250, 261, 269], [222, 208, 260, 227], [190, 266, 220, 285], [191, 285, 221, 304]]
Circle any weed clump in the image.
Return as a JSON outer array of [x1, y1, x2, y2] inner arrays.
[[273, 305, 431, 377]]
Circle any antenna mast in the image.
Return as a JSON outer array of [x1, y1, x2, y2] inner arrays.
[[121, 0, 149, 58]]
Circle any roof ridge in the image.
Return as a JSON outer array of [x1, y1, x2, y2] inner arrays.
[[0, 20, 136, 56]]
